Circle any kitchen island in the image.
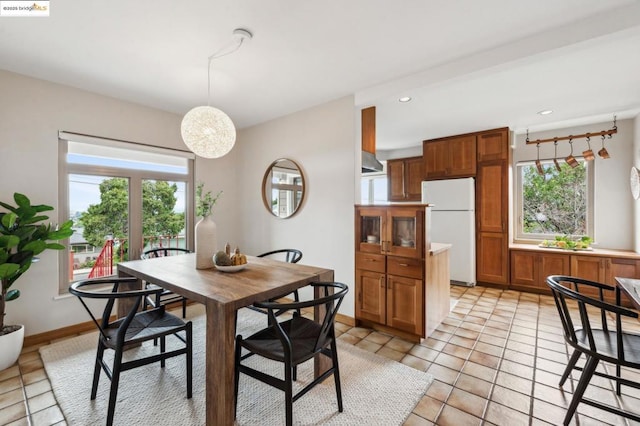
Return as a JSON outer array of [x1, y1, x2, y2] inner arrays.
[[425, 243, 452, 337], [354, 204, 453, 341]]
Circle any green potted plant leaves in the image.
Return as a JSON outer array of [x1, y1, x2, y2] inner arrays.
[[0, 193, 73, 371]]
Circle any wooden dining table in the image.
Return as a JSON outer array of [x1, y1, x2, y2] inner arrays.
[[615, 277, 640, 310], [117, 253, 334, 426]]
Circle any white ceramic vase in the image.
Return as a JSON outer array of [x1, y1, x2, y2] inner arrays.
[[0, 325, 24, 371], [195, 215, 217, 269]]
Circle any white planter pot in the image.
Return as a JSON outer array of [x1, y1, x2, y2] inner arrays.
[[0, 325, 24, 371]]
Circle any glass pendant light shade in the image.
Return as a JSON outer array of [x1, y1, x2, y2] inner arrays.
[[181, 105, 236, 159]]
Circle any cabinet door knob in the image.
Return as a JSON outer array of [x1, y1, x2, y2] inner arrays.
[[399, 263, 409, 267], [379, 276, 384, 288]]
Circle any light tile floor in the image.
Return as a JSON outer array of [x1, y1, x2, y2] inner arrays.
[[3, 285, 640, 425]]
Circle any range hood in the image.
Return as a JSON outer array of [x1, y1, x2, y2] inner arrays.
[[361, 106, 383, 173]]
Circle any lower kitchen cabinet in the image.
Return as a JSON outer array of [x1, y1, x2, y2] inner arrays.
[[509, 246, 640, 306], [355, 269, 385, 324], [510, 250, 570, 291], [571, 255, 640, 303], [355, 261, 424, 337], [477, 232, 509, 285], [386, 275, 423, 335]]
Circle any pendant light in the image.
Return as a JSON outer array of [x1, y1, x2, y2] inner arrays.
[[181, 28, 252, 159]]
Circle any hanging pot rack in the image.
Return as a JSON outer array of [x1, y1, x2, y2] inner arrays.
[[525, 116, 617, 145]]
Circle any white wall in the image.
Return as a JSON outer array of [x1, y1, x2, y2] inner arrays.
[[0, 70, 238, 335], [634, 115, 640, 253], [235, 96, 357, 316], [512, 118, 635, 250]]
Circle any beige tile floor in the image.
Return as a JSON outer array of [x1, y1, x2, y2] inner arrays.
[[3, 285, 640, 425]]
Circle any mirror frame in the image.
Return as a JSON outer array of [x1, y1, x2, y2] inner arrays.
[[261, 158, 306, 219]]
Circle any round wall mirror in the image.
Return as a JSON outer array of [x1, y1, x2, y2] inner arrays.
[[262, 158, 305, 218]]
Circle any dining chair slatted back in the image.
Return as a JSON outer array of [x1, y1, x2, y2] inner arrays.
[[546, 275, 640, 425], [70, 277, 193, 426], [257, 248, 303, 264], [249, 249, 303, 318], [141, 247, 191, 318], [235, 281, 348, 426]]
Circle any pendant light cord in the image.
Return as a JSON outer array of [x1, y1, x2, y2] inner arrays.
[[206, 34, 249, 107]]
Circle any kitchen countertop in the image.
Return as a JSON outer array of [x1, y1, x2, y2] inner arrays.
[[430, 242, 452, 256], [510, 243, 640, 259]]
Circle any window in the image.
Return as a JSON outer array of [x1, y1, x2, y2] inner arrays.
[[59, 132, 194, 293], [515, 158, 594, 241], [361, 170, 388, 204]]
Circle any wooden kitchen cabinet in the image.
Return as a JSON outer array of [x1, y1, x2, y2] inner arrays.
[[386, 274, 423, 334], [508, 245, 640, 306], [387, 156, 423, 201], [423, 134, 476, 179], [355, 205, 424, 259], [475, 128, 510, 286], [510, 250, 570, 291], [477, 129, 509, 162], [607, 257, 640, 285], [477, 232, 508, 284], [477, 161, 507, 234], [570, 255, 607, 283], [355, 269, 385, 324], [476, 161, 509, 285], [354, 205, 427, 338], [571, 255, 640, 287], [571, 255, 640, 303]]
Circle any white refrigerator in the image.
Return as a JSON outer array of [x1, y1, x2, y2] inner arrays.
[[421, 178, 476, 286]]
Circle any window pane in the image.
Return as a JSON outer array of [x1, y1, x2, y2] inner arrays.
[[520, 160, 588, 237], [142, 180, 187, 252], [360, 175, 388, 204], [69, 174, 129, 282], [372, 178, 388, 203], [361, 180, 370, 204], [68, 141, 188, 174]]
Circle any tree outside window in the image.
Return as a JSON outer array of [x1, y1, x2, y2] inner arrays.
[[518, 160, 591, 239]]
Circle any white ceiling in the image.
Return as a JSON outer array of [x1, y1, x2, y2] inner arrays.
[[1, 0, 639, 151]]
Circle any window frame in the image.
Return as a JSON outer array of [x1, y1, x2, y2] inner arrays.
[[360, 163, 388, 204], [514, 157, 595, 242], [58, 133, 195, 294]]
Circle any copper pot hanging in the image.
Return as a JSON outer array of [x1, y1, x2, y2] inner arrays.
[[582, 136, 595, 161], [598, 134, 610, 159], [565, 139, 579, 168]]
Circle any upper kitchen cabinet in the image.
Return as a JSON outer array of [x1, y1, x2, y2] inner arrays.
[[477, 128, 509, 161], [387, 156, 423, 201], [423, 134, 476, 179]]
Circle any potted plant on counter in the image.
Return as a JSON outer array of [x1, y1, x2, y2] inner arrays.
[[0, 193, 73, 371]]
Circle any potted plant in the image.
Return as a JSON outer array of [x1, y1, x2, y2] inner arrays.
[[0, 193, 73, 370]]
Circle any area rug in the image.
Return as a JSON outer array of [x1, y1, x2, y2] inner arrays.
[[40, 308, 433, 425]]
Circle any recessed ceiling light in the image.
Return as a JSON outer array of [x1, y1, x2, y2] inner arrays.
[[538, 110, 553, 115], [398, 96, 412, 103]]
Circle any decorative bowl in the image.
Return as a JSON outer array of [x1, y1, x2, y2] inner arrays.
[[215, 263, 247, 273]]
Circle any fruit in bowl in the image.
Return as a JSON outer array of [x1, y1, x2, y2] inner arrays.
[[213, 251, 233, 266], [230, 248, 247, 266]]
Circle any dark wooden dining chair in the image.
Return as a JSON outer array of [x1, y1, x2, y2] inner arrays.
[[546, 275, 640, 425], [234, 281, 348, 426], [141, 247, 191, 318], [69, 277, 192, 426], [248, 249, 303, 318]]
